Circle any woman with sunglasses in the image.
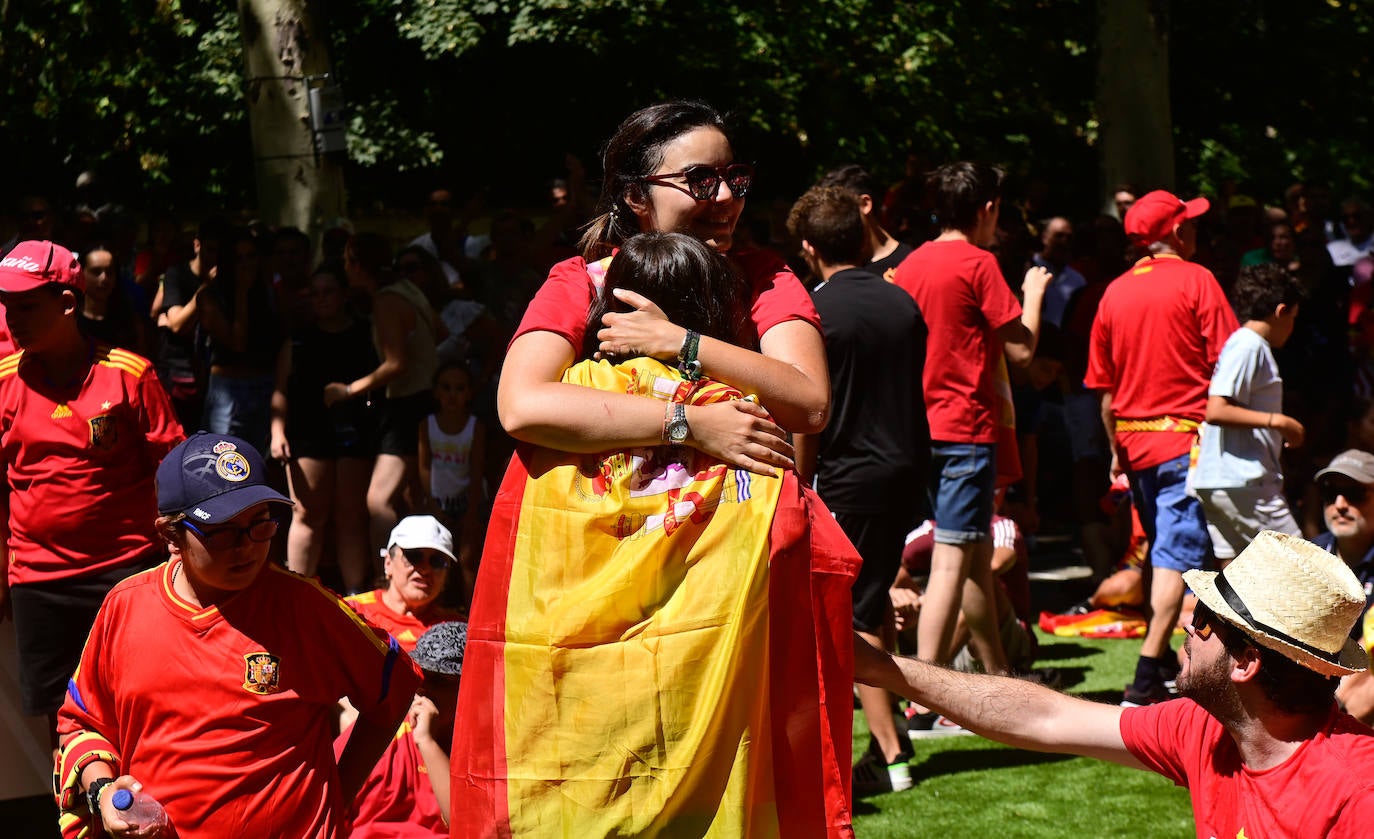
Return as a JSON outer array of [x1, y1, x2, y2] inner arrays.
[[454, 103, 854, 838], [344, 515, 463, 654], [498, 100, 828, 472]]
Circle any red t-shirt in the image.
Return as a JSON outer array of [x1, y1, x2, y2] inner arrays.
[[514, 247, 822, 353], [55, 562, 421, 839], [892, 239, 1022, 443], [338, 723, 447, 838], [1085, 255, 1237, 471], [1120, 699, 1374, 838], [0, 344, 184, 586], [345, 589, 465, 654]]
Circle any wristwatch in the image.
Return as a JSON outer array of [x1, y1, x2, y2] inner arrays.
[[87, 777, 116, 820], [664, 402, 690, 445]]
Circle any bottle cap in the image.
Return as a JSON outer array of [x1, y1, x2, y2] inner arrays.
[[111, 789, 134, 810]]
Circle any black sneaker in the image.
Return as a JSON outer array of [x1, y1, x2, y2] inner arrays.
[[1121, 679, 1173, 707], [852, 747, 913, 797]]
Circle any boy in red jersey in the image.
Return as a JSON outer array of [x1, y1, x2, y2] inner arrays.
[[891, 163, 1051, 690], [0, 240, 184, 740], [54, 432, 421, 839]]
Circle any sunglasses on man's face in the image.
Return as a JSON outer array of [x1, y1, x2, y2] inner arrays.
[[1319, 481, 1368, 506], [1189, 601, 1217, 641], [640, 163, 754, 202]]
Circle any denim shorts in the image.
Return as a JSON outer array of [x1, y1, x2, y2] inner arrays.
[[928, 442, 996, 544], [1128, 452, 1213, 573]]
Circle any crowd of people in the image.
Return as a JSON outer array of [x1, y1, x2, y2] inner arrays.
[[1, 96, 1373, 836]]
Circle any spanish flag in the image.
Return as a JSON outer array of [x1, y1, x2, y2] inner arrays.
[[451, 358, 858, 837]]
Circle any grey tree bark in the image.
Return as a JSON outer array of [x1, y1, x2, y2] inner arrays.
[[1097, 0, 1175, 214], [238, 0, 346, 243]]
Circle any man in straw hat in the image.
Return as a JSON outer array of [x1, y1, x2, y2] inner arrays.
[[856, 531, 1374, 837]]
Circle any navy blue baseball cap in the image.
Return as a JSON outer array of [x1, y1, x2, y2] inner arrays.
[[157, 432, 291, 524]]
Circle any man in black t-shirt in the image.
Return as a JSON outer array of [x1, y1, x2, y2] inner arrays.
[[788, 185, 928, 796]]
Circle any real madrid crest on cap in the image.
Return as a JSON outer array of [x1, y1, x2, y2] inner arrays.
[[213, 440, 251, 483]]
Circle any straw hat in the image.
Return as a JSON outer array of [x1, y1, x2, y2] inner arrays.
[[1183, 531, 1368, 677]]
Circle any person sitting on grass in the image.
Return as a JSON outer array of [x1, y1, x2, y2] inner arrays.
[[857, 530, 1374, 838]]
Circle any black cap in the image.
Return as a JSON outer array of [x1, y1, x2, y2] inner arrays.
[[411, 621, 467, 676]]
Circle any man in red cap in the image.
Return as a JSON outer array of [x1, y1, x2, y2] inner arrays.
[[1085, 192, 1239, 706], [0, 240, 183, 740]]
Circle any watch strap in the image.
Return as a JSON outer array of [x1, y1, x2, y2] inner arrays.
[[87, 777, 116, 820], [678, 330, 702, 381]]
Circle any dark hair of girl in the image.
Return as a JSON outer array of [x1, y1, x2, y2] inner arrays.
[[579, 101, 731, 261], [581, 232, 748, 361]]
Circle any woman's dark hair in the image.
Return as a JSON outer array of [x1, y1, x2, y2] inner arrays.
[[347, 232, 395, 284], [579, 101, 731, 261], [581, 232, 748, 360], [216, 227, 261, 280]]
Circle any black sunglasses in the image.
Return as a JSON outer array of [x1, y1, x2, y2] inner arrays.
[[640, 163, 754, 202], [1190, 601, 1217, 641], [398, 547, 451, 571], [1319, 481, 1368, 506]]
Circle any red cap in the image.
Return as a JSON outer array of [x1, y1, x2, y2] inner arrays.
[[0, 240, 84, 293], [1123, 190, 1210, 245]]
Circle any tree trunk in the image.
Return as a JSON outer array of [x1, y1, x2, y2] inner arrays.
[[238, 0, 346, 243], [1096, 0, 1174, 214]]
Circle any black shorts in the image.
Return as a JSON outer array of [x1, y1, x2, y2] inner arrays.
[[375, 391, 433, 457], [833, 510, 910, 635], [11, 556, 162, 716]]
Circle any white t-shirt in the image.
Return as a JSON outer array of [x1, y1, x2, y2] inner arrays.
[[1192, 326, 1284, 491]]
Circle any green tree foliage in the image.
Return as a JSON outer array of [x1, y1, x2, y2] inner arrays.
[[5, 1, 1374, 215]]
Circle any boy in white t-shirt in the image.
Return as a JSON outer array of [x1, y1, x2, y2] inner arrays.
[[1193, 263, 1306, 561]]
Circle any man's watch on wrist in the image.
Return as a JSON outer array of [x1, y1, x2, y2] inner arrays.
[[87, 777, 116, 820]]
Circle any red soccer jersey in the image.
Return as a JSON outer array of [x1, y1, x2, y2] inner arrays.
[[345, 589, 465, 654], [55, 561, 421, 839], [1120, 699, 1374, 838], [892, 239, 1022, 443], [1084, 254, 1237, 471], [337, 722, 447, 838], [514, 247, 822, 354], [0, 344, 184, 586]]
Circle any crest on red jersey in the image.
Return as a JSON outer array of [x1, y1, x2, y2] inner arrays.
[[242, 652, 282, 695], [88, 414, 118, 451]]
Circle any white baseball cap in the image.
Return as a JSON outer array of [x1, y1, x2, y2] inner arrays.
[[382, 515, 456, 562]]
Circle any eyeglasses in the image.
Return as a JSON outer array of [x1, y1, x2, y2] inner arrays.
[[1189, 601, 1217, 641], [397, 547, 451, 571], [184, 517, 279, 550], [1319, 481, 1368, 506], [640, 163, 754, 202]]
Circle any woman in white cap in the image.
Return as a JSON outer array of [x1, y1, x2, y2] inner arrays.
[[344, 515, 465, 653]]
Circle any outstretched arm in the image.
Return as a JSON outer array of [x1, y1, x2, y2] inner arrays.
[[853, 634, 1143, 769]]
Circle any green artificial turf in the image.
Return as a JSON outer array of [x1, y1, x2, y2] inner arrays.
[[851, 630, 1195, 838]]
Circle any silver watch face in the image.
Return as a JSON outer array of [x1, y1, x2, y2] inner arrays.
[[669, 420, 689, 443]]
